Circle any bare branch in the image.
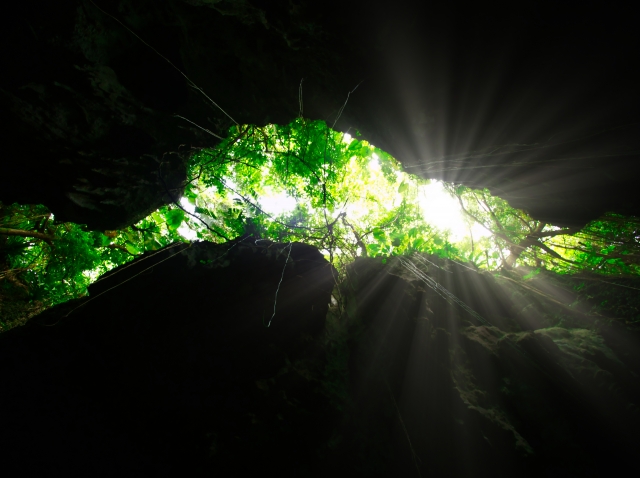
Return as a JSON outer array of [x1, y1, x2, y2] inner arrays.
[[341, 215, 368, 257], [534, 242, 578, 264], [531, 227, 581, 239], [0, 228, 55, 245]]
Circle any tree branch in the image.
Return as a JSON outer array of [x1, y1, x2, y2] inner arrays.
[[530, 227, 580, 239], [341, 215, 368, 257], [0, 228, 55, 245], [548, 242, 640, 260], [454, 195, 494, 236], [158, 161, 230, 241], [534, 242, 578, 264]]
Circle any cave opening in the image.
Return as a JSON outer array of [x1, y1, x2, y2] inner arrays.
[[1, 1, 640, 477]]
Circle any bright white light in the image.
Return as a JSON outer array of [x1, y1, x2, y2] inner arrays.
[[180, 197, 196, 214], [342, 133, 353, 143], [419, 182, 463, 239], [369, 153, 380, 170], [470, 222, 491, 239], [178, 197, 198, 240], [259, 188, 297, 216], [418, 181, 491, 242], [83, 268, 104, 282], [178, 225, 198, 240], [223, 178, 243, 202]]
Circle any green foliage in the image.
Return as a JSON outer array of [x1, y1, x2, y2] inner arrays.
[[165, 209, 185, 231], [0, 203, 105, 327], [0, 201, 192, 330], [182, 118, 459, 269], [3, 118, 640, 328], [522, 268, 541, 280], [446, 185, 640, 275]]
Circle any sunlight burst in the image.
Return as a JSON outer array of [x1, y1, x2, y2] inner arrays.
[[259, 188, 297, 216], [417, 181, 490, 242], [178, 197, 198, 240]]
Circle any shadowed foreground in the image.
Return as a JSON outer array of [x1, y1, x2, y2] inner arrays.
[[1, 241, 639, 477]]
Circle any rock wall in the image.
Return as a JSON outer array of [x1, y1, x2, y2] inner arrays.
[[0, 239, 338, 476], [0, 0, 354, 229], [2, 243, 638, 476], [2, 3, 640, 476], [339, 255, 640, 477], [2, 0, 639, 229]]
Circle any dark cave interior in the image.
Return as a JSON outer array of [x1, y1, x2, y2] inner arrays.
[[1, 1, 639, 476]]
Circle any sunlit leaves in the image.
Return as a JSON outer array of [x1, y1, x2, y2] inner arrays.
[[447, 185, 640, 275], [4, 117, 640, 327], [0, 199, 199, 319], [181, 119, 491, 268], [0, 203, 103, 307], [165, 209, 185, 231]]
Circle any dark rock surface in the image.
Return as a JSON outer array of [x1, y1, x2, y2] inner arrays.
[[2, 3, 639, 475], [2, 243, 638, 476], [2, 0, 639, 229], [0, 0, 355, 229], [341, 256, 640, 477], [0, 239, 337, 476]]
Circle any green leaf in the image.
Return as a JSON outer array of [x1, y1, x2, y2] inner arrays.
[[165, 209, 185, 231], [522, 268, 541, 280], [144, 238, 162, 250], [93, 232, 112, 247], [184, 185, 198, 200], [372, 228, 386, 242], [411, 238, 424, 250], [125, 242, 139, 254], [151, 211, 164, 224], [195, 206, 217, 219]]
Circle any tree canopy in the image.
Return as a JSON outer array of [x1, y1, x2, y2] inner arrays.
[[2, 118, 639, 330]]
